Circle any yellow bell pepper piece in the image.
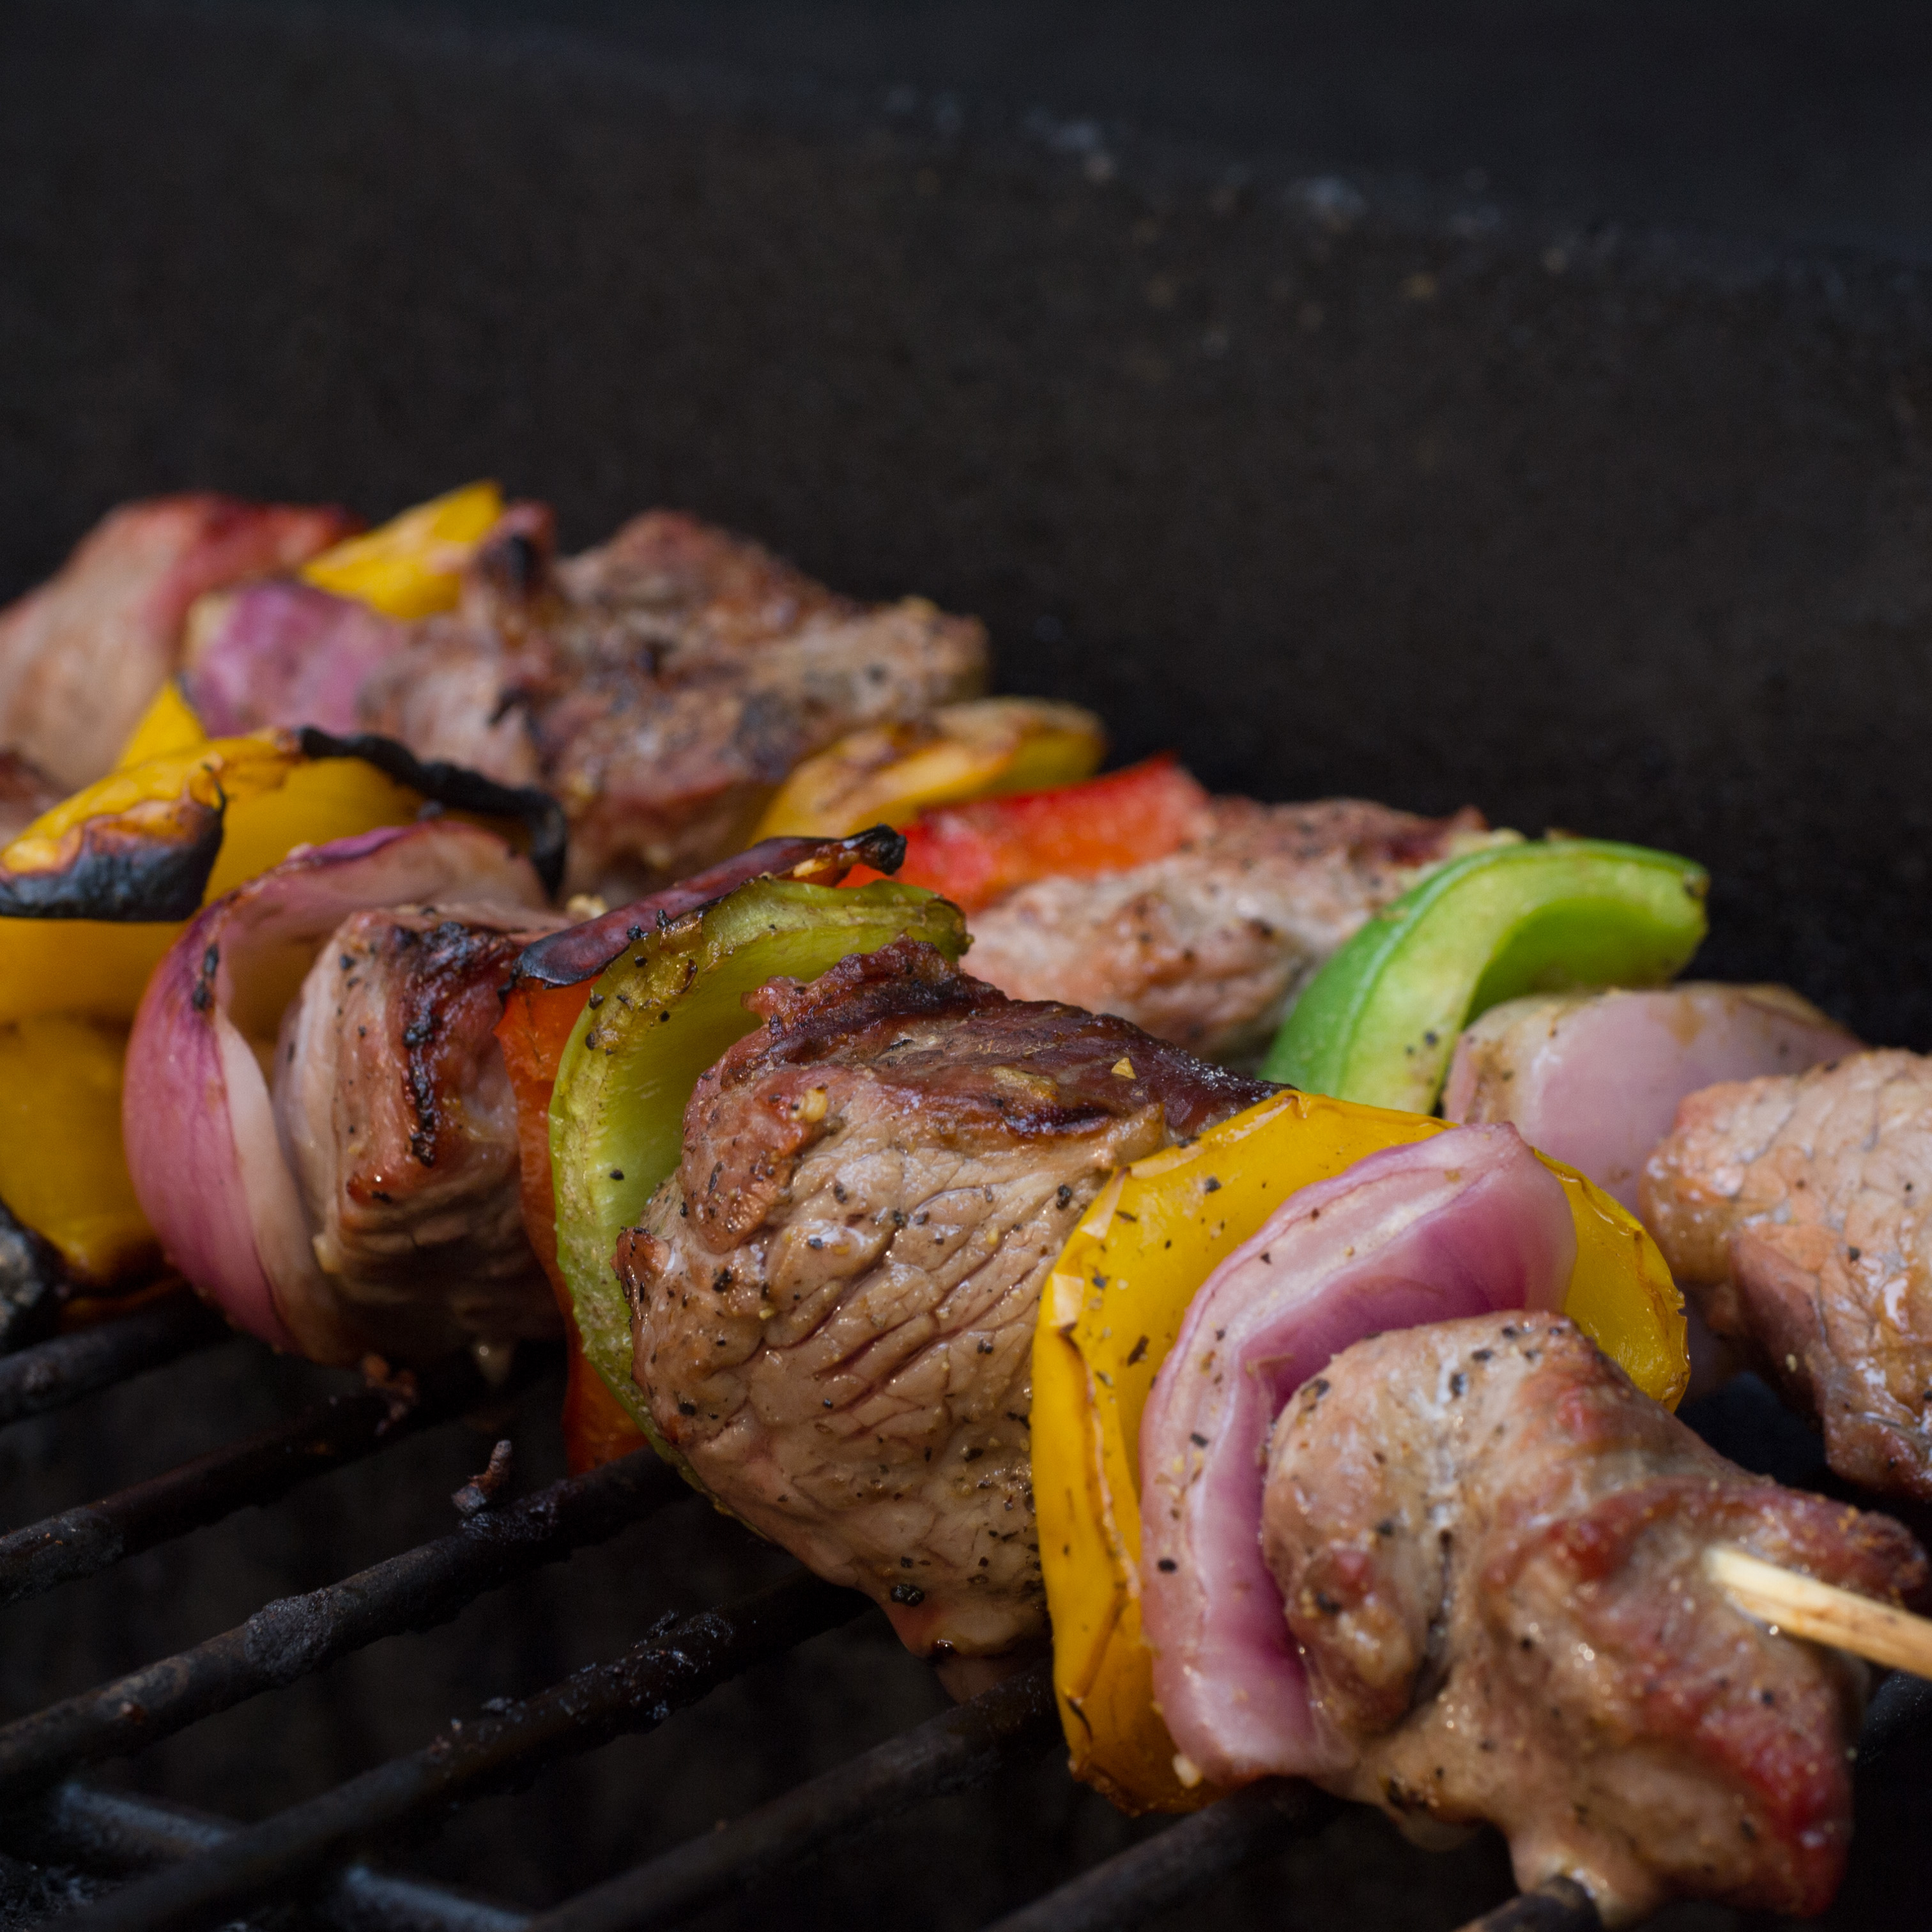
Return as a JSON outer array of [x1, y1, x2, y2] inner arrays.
[[3, 735, 299, 877], [0, 1015, 157, 1284], [0, 736, 421, 1025], [752, 698, 1106, 840], [1032, 1090, 1686, 1814], [299, 480, 504, 620], [114, 678, 209, 769]]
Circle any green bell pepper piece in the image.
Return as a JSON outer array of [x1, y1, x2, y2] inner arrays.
[[1260, 837, 1708, 1111], [550, 877, 969, 1443]]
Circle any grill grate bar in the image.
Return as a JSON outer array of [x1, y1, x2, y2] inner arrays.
[[0, 1300, 228, 1432], [976, 1779, 1340, 1932], [1455, 1879, 1602, 1932], [523, 1657, 1061, 1932], [1, 1781, 527, 1932], [1855, 1666, 1932, 1768], [0, 1348, 542, 1607], [53, 1570, 862, 1932], [0, 1451, 684, 1800]]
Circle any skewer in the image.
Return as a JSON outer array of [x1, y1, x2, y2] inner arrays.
[[1706, 1544, 1932, 1680]]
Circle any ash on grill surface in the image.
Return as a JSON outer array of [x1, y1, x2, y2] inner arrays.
[[0, 1855, 100, 1931]]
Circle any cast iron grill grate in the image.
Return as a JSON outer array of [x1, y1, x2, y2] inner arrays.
[[0, 1309, 1922, 1932]]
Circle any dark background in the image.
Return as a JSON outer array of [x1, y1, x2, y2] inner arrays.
[[5, 4, 1932, 1927]]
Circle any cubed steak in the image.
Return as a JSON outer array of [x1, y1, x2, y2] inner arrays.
[[963, 798, 1491, 1064], [273, 899, 570, 1363], [1643, 1048, 1932, 1498], [1264, 1312, 1924, 1922], [613, 937, 1273, 1662], [188, 506, 988, 900]]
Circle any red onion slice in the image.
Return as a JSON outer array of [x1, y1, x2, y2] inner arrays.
[[1441, 984, 1858, 1212], [124, 820, 545, 1359], [1137, 1123, 1575, 1785]]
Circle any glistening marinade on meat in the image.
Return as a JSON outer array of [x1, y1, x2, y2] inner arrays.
[[273, 898, 571, 1363]]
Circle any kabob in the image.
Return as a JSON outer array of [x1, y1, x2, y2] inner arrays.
[[0, 482, 1499, 1338], [6, 486, 1932, 1927]]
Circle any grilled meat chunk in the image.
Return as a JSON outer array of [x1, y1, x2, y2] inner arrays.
[[249, 507, 987, 898], [526, 512, 986, 896], [0, 494, 355, 788], [1264, 1312, 1924, 1923], [1445, 984, 1857, 1213], [614, 937, 1272, 1658], [1642, 1050, 1932, 1498], [273, 900, 569, 1361], [963, 799, 1491, 1063]]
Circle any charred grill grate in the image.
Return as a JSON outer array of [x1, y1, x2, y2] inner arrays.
[[0, 1310, 1920, 1932]]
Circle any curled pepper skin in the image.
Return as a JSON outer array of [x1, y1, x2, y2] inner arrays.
[[0, 735, 303, 921], [1031, 1089, 1686, 1816], [1262, 837, 1710, 1111]]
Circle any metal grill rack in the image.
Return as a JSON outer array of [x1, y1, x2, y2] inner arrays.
[[0, 1305, 1923, 1932]]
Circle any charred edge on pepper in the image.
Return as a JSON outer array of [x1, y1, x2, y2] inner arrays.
[[0, 792, 228, 923], [298, 727, 569, 896]]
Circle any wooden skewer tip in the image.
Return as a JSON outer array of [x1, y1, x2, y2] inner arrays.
[[1706, 1544, 1932, 1682]]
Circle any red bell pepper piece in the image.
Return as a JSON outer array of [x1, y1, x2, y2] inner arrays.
[[841, 754, 1211, 912]]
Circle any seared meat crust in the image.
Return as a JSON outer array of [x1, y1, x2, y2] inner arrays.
[[1642, 1050, 1932, 1498], [964, 799, 1489, 1062], [1264, 1314, 1925, 1922], [357, 510, 986, 898], [274, 900, 569, 1361], [616, 939, 1271, 1657]]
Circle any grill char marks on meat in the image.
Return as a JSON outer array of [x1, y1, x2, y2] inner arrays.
[[351, 509, 986, 899], [615, 937, 1273, 1659], [535, 514, 986, 899], [1264, 1312, 1926, 1924], [963, 799, 1490, 1064], [1642, 1049, 1932, 1499], [273, 900, 570, 1361]]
